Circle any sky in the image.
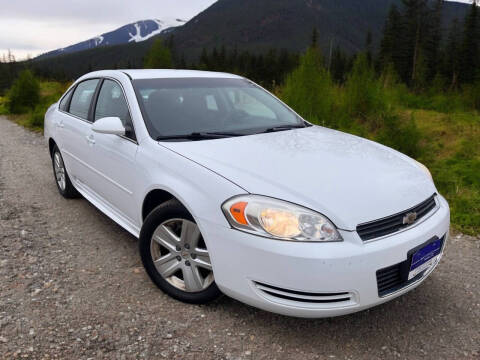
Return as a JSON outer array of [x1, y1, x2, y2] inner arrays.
[[0, 0, 216, 60]]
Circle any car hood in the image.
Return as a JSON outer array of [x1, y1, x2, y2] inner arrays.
[[160, 126, 437, 230]]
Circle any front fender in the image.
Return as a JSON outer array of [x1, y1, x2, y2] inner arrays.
[[135, 140, 247, 235]]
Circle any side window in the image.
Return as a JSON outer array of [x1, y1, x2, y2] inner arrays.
[[69, 79, 99, 120], [94, 80, 134, 139], [59, 88, 73, 112]]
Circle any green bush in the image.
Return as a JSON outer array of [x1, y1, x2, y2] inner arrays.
[[28, 104, 46, 128], [461, 81, 480, 111], [344, 54, 386, 120], [0, 96, 7, 115], [7, 70, 40, 114], [376, 112, 422, 158], [280, 47, 334, 126]]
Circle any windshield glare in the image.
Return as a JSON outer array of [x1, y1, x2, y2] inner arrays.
[[133, 78, 303, 139]]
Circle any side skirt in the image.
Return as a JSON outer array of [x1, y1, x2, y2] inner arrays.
[[72, 178, 141, 238]]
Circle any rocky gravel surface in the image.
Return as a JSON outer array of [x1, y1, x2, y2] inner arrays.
[[0, 116, 479, 359]]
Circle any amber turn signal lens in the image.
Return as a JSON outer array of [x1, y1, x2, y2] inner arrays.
[[230, 201, 248, 225]]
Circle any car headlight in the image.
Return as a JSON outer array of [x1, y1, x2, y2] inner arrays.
[[222, 195, 342, 242]]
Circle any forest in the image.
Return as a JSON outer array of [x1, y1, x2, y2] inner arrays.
[[0, 0, 478, 234]]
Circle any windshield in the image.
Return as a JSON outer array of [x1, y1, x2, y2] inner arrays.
[[132, 78, 304, 139]]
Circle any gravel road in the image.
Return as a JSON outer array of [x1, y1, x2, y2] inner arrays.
[[0, 116, 479, 360]]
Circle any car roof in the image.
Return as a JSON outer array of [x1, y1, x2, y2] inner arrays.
[[81, 69, 243, 80]]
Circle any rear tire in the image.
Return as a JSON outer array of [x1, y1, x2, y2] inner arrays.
[[139, 199, 222, 304], [51, 145, 80, 199]]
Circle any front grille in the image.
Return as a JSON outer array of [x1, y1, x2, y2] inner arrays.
[[376, 260, 427, 297], [357, 194, 437, 241], [377, 263, 403, 295], [253, 281, 354, 306], [376, 235, 445, 297]]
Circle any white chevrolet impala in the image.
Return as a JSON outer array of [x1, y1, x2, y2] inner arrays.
[[44, 70, 450, 318]]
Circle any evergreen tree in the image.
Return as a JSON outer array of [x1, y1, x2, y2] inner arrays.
[[7, 69, 40, 114], [199, 48, 209, 70], [178, 54, 187, 69], [330, 46, 349, 84], [402, 0, 430, 85], [311, 28, 319, 48], [281, 47, 333, 125], [365, 31, 373, 66], [459, 2, 480, 83], [379, 5, 403, 73], [345, 53, 385, 119], [144, 39, 173, 69], [423, 0, 443, 82], [379, 0, 446, 88], [444, 19, 462, 89], [211, 47, 220, 70]]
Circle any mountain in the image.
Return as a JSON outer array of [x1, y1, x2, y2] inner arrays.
[[170, 0, 470, 58], [31, 0, 471, 79], [37, 18, 186, 59]]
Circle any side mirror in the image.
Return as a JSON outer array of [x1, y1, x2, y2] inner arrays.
[[92, 117, 125, 136]]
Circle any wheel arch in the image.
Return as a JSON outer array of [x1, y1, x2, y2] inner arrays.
[[142, 189, 177, 222], [48, 138, 57, 158]]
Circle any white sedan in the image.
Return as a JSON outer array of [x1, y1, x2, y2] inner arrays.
[[44, 70, 450, 318]]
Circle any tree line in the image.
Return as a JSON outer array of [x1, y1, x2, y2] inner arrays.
[[379, 0, 480, 90], [1, 0, 479, 95], [144, 0, 480, 93], [144, 36, 300, 89]]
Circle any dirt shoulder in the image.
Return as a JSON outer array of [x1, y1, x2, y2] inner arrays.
[[0, 116, 478, 359]]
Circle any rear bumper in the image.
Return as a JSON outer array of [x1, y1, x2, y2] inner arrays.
[[199, 195, 450, 318]]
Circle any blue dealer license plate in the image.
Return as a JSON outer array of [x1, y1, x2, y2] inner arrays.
[[408, 238, 443, 280]]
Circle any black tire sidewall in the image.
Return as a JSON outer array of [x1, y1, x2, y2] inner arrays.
[[139, 200, 221, 304], [51, 145, 79, 199]]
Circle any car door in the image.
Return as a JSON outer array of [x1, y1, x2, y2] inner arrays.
[[59, 79, 100, 186], [85, 78, 139, 224]]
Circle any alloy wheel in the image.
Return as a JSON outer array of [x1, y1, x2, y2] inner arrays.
[[150, 219, 214, 293], [53, 151, 66, 191]]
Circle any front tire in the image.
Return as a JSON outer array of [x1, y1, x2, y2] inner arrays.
[[139, 200, 221, 304], [51, 145, 80, 199]]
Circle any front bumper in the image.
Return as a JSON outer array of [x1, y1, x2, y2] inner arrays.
[[199, 195, 450, 318]]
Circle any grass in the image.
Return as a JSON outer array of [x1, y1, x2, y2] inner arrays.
[[28, 81, 69, 131], [0, 96, 7, 115], [410, 109, 480, 235], [3, 79, 479, 235], [2, 81, 69, 132]]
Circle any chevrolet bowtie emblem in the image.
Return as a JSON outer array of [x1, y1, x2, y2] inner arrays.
[[403, 212, 417, 225]]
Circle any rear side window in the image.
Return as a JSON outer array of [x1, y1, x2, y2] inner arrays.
[[69, 79, 99, 120], [59, 88, 73, 112]]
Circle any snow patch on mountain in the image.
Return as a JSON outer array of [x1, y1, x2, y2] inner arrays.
[[94, 36, 104, 46], [37, 17, 188, 59], [445, 0, 479, 5], [128, 18, 186, 43]]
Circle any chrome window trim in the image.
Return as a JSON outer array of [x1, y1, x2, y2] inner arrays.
[[97, 76, 138, 145], [61, 77, 101, 122], [58, 76, 138, 145]]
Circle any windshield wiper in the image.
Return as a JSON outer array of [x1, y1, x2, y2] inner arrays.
[[262, 123, 310, 133], [157, 132, 243, 141]]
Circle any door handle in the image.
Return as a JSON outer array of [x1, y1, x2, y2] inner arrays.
[[57, 120, 64, 128], [86, 134, 96, 145]]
